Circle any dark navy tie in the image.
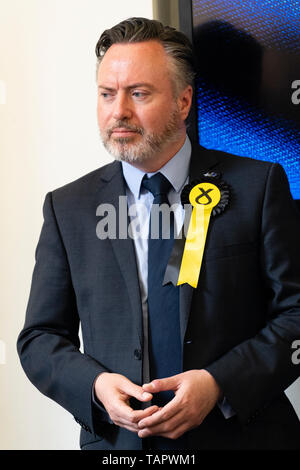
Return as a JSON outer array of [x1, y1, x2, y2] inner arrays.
[[142, 172, 182, 408]]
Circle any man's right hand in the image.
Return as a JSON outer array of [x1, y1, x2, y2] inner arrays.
[[94, 372, 159, 434]]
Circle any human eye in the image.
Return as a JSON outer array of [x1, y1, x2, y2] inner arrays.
[[100, 92, 112, 99], [99, 89, 115, 100], [132, 90, 148, 100]]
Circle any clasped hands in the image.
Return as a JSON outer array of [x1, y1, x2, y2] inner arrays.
[[94, 369, 221, 440]]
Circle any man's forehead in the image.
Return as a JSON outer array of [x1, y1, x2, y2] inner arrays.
[[98, 40, 170, 80]]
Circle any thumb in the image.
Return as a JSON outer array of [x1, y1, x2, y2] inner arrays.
[[122, 379, 153, 402], [142, 375, 179, 393]]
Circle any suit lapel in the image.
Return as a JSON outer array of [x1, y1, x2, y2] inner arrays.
[[179, 143, 223, 344], [95, 161, 143, 346]]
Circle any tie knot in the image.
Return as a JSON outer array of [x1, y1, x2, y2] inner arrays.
[[142, 173, 172, 199]]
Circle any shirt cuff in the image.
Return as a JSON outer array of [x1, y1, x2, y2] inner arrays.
[[218, 396, 236, 419]]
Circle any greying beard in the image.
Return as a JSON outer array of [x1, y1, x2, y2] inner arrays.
[[100, 107, 183, 164]]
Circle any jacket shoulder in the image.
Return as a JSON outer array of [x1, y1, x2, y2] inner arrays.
[[202, 146, 273, 171], [50, 160, 122, 203], [201, 147, 277, 185]]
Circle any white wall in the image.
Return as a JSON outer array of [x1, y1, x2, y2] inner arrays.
[[0, 0, 153, 450]]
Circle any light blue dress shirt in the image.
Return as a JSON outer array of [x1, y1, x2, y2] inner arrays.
[[121, 135, 234, 419]]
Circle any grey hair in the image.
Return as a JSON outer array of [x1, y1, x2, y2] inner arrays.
[[95, 17, 196, 96]]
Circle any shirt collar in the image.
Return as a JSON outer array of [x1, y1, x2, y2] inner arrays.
[[122, 135, 191, 199]]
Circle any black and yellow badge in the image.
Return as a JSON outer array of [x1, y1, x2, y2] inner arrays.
[[177, 175, 230, 288], [189, 181, 221, 208]]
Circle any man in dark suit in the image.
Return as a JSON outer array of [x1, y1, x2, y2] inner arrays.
[[17, 17, 300, 450]]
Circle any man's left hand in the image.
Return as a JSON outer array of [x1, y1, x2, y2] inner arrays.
[[137, 369, 222, 440]]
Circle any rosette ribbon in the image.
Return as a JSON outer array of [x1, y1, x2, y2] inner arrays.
[[163, 174, 230, 289], [178, 182, 221, 287]]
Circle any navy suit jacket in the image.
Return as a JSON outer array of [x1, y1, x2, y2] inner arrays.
[[17, 144, 300, 449]]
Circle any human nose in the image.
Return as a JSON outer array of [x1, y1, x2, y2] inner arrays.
[[112, 93, 133, 121]]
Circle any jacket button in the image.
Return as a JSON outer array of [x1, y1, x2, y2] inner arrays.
[[134, 349, 142, 360]]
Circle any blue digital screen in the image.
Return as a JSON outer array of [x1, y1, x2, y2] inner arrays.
[[192, 0, 300, 199]]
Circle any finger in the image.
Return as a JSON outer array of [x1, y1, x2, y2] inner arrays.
[[138, 395, 181, 429], [152, 423, 188, 440], [122, 423, 140, 434], [142, 375, 179, 394], [113, 404, 159, 428], [129, 405, 160, 423], [138, 412, 185, 439], [118, 421, 148, 434], [122, 380, 153, 403], [110, 383, 153, 423]]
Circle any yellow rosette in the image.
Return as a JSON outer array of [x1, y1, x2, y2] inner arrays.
[[177, 182, 221, 288]]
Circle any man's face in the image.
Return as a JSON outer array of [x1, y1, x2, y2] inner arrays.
[[97, 40, 191, 165]]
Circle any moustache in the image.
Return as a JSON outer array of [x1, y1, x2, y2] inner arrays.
[[107, 123, 144, 137]]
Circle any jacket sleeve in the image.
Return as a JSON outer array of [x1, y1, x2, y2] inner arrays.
[[205, 163, 300, 425], [17, 192, 110, 435]]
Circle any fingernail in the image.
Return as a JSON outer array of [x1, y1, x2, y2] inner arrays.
[[142, 392, 151, 399], [143, 382, 153, 389]]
